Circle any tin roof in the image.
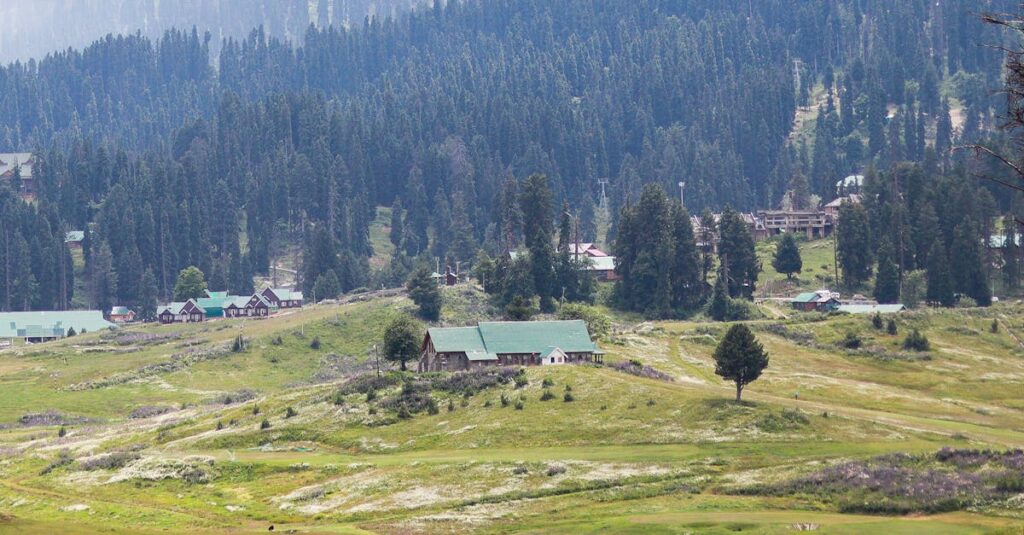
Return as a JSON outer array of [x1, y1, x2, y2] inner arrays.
[[0, 310, 114, 338], [426, 320, 597, 359]]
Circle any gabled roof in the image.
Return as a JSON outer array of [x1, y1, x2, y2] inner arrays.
[[0, 153, 34, 178], [0, 310, 114, 338], [426, 320, 598, 359], [838, 304, 905, 314], [110, 306, 132, 316], [792, 291, 838, 304], [158, 300, 204, 316], [224, 294, 270, 309], [65, 231, 85, 243], [196, 296, 229, 310], [263, 288, 303, 301], [587, 256, 616, 271], [205, 291, 228, 299]]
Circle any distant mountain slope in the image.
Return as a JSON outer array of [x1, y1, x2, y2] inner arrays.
[[0, 0, 421, 64]]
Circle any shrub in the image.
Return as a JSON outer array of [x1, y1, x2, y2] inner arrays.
[[512, 465, 529, 475], [564, 384, 572, 392], [886, 319, 898, 335], [285, 407, 298, 418], [514, 399, 524, 410], [483, 399, 493, 408], [252, 405, 260, 415], [428, 367, 521, 396], [513, 369, 529, 388], [231, 334, 246, 352], [58, 426, 66, 438], [271, 335, 284, 346], [129, 405, 175, 419], [340, 374, 402, 395], [332, 392, 346, 406], [40, 451, 74, 475], [260, 419, 271, 429], [558, 303, 611, 339], [427, 398, 440, 415], [448, 399, 456, 412], [397, 405, 412, 419], [546, 464, 567, 476], [903, 329, 930, 351], [80, 451, 140, 471], [991, 320, 999, 333], [309, 337, 321, 350], [542, 378, 555, 388], [563, 392, 575, 402], [646, 399, 656, 407], [500, 393, 510, 407], [540, 390, 555, 401], [872, 313, 883, 329], [366, 389, 377, 402], [611, 360, 673, 382], [840, 332, 862, 349], [216, 421, 224, 430]]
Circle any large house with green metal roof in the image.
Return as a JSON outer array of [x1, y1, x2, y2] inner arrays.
[[260, 288, 304, 309], [0, 311, 114, 343], [418, 320, 602, 372]]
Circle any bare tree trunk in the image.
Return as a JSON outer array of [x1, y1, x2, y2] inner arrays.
[[736, 382, 743, 402]]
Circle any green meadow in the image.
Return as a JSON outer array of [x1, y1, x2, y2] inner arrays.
[[1, 242, 1023, 533]]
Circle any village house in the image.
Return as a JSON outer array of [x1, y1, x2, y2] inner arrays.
[[587, 256, 620, 281], [791, 290, 841, 312], [690, 212, 769, 251], [823, 194, 862, 218], [108, 306, 136, 323], [418, 320, 602, 372], [760, 210, 834, 239], [223, 294, 271, 318], [570, 243, 608, 257], [65, 231, 85, 250], [157, 300, 206, 324], [0, 311, 114, 343], [260, 287, 304, 309], [0, 153, 37, 200]]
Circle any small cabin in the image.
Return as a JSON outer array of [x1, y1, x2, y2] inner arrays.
[[260, 287, 304, 309], [418, 320, 602, 372], [109, 306, 136, 323], [223, 294, 271, 318], [791, 291, 840, 312], [157, 300, 205, 324]]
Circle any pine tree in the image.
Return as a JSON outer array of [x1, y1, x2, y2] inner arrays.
[[389, 197, 404, 248], [836, 203, 874, 288], [89, 239, 118, 313], [873, 239, 900, 304], [771, 234, 802, 279], [926, 241, 955, 307], [951, 220, 991, 306], [407, 263, 443, 321], [708, 269, 730, 321], [717, 207, 760, 299], [139, 269, 159, 321], [312, 269, 341, 302], [520, 174, 557, 312], [713, 324, 769, 401]]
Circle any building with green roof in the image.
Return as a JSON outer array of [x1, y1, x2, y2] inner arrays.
[[0, 311, 115, 342], [418, 320, 601, 372]]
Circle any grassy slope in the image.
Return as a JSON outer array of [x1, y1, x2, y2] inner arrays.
[[0, 289, 1022, 533]]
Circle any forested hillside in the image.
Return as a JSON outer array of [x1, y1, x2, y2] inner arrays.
[[0, 0, 1017, 315], [0, 0, 418, 64]]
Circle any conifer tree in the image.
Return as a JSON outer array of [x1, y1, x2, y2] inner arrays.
[[389, 197, 404, 248], [407, 263, 442, 321], [520, 174, 557, 312], [772, 234, 802, 279], [873, 239, 900, 304], [836, 202, 873, 288], [926, 241, 955, 307], [713, 324, 769, 401], [717, 207, 760, 299]]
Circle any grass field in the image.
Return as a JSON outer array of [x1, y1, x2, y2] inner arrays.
[[1, 282, 1023, 533]]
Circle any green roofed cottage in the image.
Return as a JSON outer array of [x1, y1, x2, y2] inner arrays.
[[0, 311, 114, 343], [418, 320, 602, 372]]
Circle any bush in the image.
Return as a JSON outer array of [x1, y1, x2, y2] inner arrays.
[[397, 405, 412, 419], [231, 334, 246, 352], [903, 329, 930, 351], [542, 378, 555, 388], [339, 374, 402, 395], [886, 319, 898, 335], [500, 393, 510, 407], [285, 406, 298, 418], [558, 303, 611, 339], [366, 389, 377, 402], [611, 360, 673, 382], [309, 337, 321, 350], [448, 399, 456, 412], [513, 369, 529, 389], [427, 398, 440, 415], [129, 405, 175, 419], [252, 405, 260, 415], [332, 392, 346, 406], [80, 451, 140, 471], [540, 390, 555, 401], [546, 464, 567, 476], [40, 451, 74, 475], [271, 335, 284, 346], [512, 465, 529, 475], [563, 392, 575, 402], [646, 399, 656, 407], [58, 426, 66, 438], [872, 313, 883, 329], [428, 368, 521, 396], [840, 332, 862, 349], [260, 419, 271, 429], [991, 319, 999, 333], [514, 399, 524, 410], [216, 421, 224, 430]]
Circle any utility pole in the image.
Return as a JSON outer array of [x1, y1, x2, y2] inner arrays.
[[597, 178, 609, 209], [677, 181, 686, 208], [374, 344, 381, 378]]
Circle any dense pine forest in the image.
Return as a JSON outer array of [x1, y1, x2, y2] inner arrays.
[[0, 0, 1019, 318]]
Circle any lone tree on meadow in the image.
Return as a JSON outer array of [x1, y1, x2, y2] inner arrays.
[[713, 324, 769, 401], [383, 314, 423, 371], [173, 266, 207, 301], [771, 234, 802, 279]]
